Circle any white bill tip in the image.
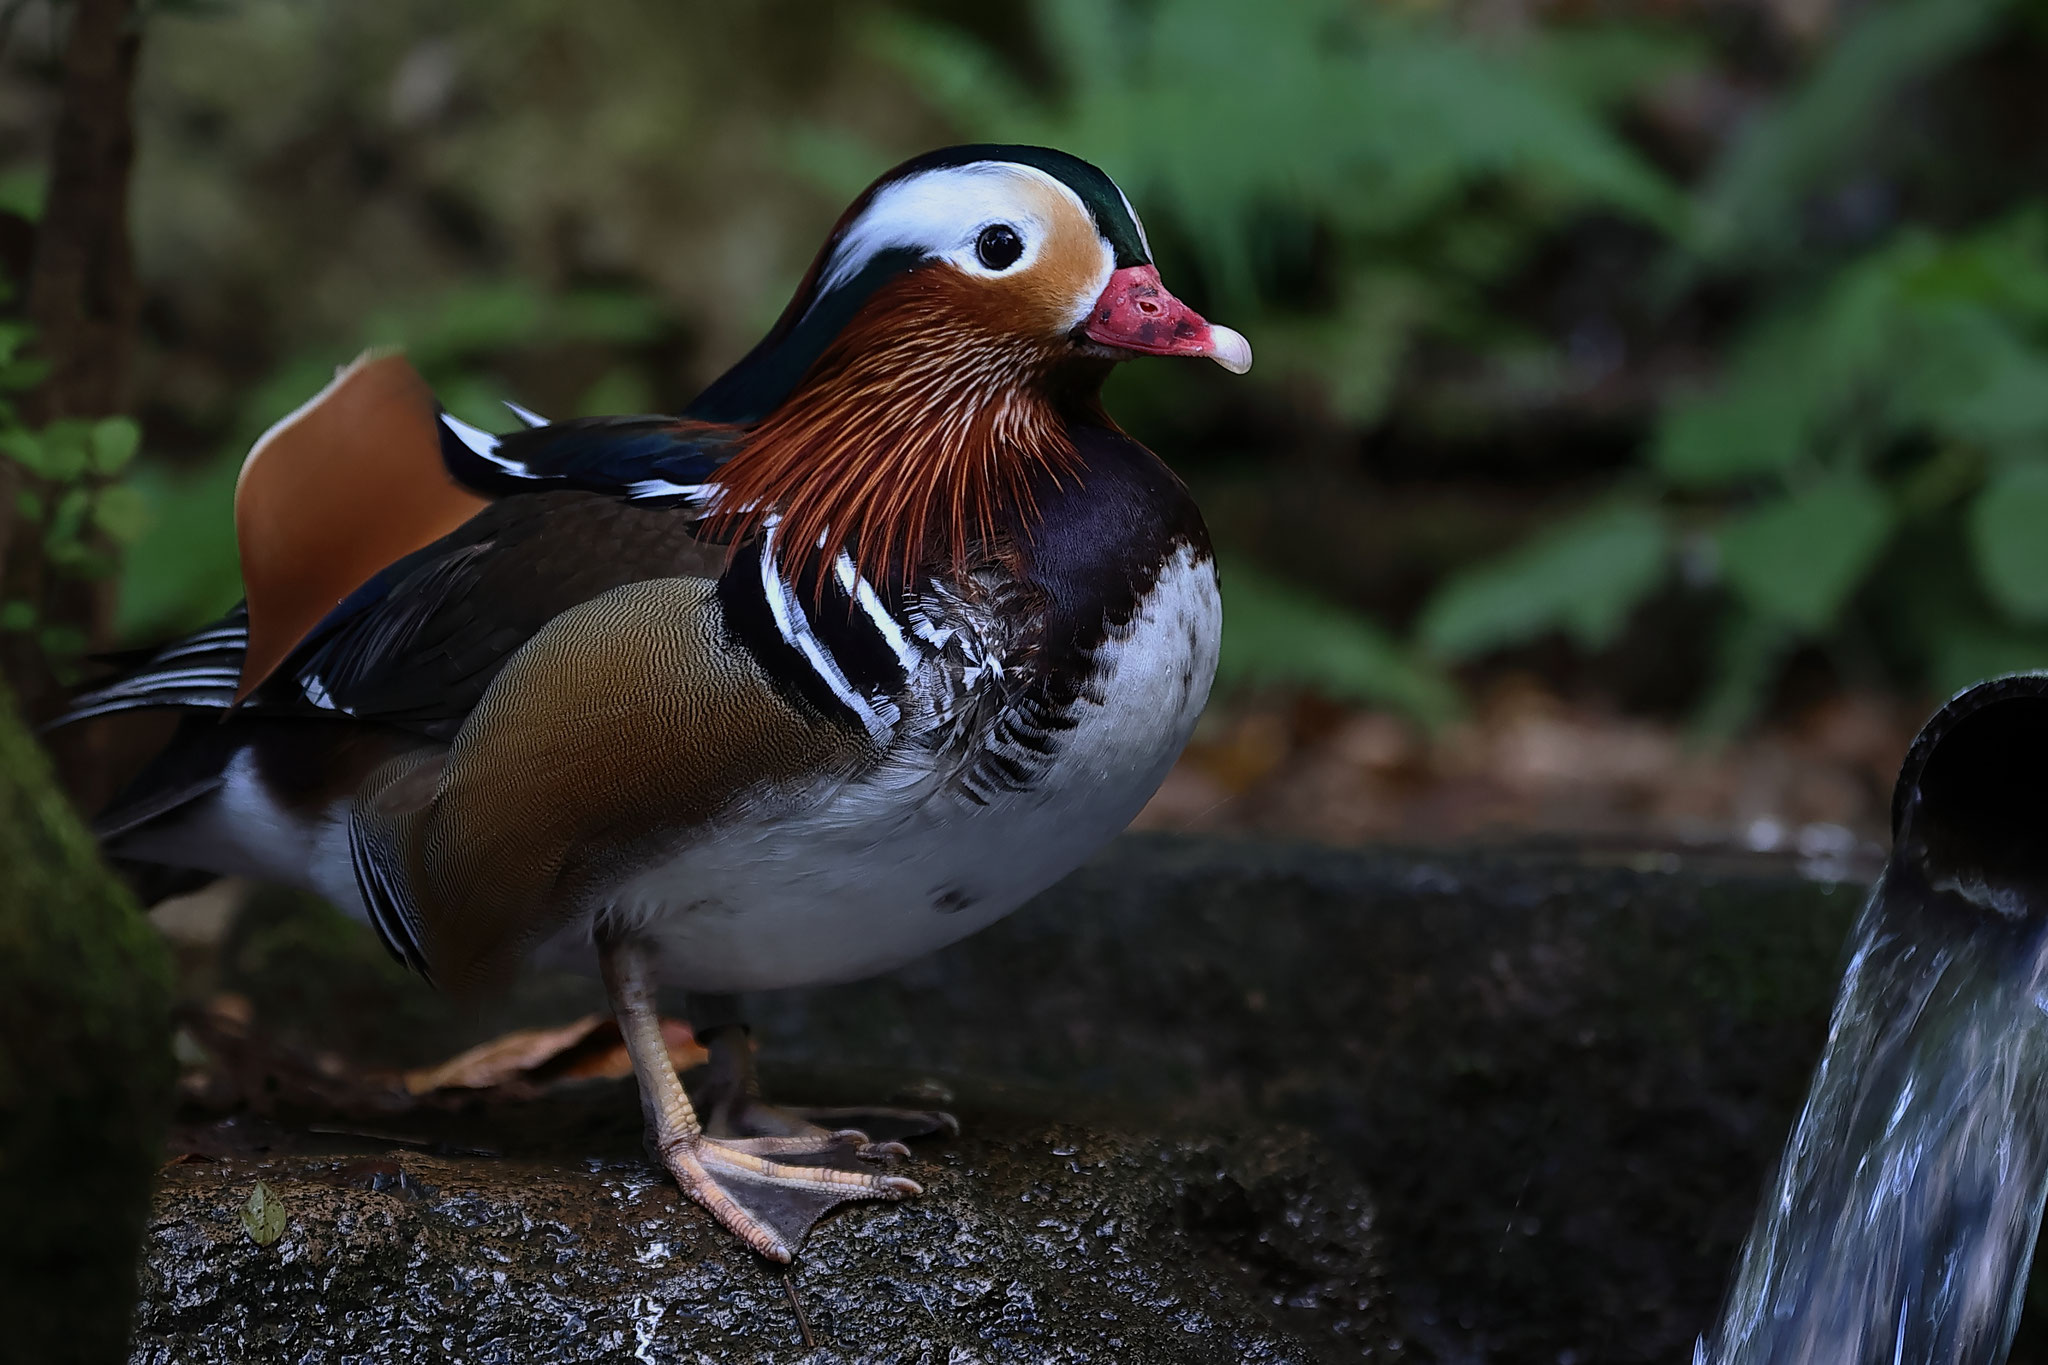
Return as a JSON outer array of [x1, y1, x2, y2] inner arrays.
[[1207, 324, 1253, 375]]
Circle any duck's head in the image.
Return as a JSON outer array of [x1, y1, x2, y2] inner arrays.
[[692, 146, 1249, 426], [699, 145, 1251, 585]]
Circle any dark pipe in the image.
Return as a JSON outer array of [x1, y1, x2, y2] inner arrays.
[[1704, 674, 2048, 1365], [1894, 674, 2048, 906]]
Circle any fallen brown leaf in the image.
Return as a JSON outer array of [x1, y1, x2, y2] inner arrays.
[[402, 1015, 706, 1095]]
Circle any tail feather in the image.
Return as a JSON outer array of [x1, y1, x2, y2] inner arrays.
[[94, 773, 230, 844], [49, 607, 248, 728], [90, 708, 246, 847]]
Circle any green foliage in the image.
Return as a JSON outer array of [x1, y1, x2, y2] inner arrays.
[[110, 454, 240, 640], [1412, 0, 2048, 728], [1456, 205, 2048, 722], [0, 297, 145, 667], [1429, 204, 2048, 723], [4, 416, 149, 583], [877, 0, 1686, 420], [1689, 0, 2013, 268], [0, 165, 45, 221], [1218, 559, 1455, 729], [1969, 461, 2048, 620], [1420, 500, 1669, 659], [1715, 477, 1893, 632]]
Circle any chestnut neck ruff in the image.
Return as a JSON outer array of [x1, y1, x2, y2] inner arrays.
[[704, 269, 1106, 596]]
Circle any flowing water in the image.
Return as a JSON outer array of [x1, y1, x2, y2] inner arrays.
[[1703, 680, 2048, 1365]]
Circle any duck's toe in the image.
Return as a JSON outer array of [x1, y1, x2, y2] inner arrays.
[[660, 1130, 922, 1263]]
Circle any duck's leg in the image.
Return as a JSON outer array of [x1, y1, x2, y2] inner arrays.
[[600, 936, 919, 1262], [687, 990, 960, 1147]]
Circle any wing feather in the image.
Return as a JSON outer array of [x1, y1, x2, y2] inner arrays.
[[357, 577, 868, 995], [260, 491, 725, 737]]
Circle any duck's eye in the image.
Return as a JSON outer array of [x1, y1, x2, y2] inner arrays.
[[975, 224, 1024, 271]]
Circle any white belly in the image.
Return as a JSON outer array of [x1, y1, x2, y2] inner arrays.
[[572, 546, 1221, 992]]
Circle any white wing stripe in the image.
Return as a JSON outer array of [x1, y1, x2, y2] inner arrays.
[[438, 412, 531, 475]]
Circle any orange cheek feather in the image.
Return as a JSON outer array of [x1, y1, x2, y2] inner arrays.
[[232, 352, 489, 700]]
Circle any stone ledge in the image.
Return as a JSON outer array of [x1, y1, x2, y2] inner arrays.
[[136, 1115, 1386, 1364]]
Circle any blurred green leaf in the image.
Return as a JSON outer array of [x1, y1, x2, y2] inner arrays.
[[90, 416, 142, 475], [44, 487, 91, 550], [114, 456, 242, 640], [1520, 23, 1705, 113], [38, 624, 86, 658], [1654, 378, 1810, 488], [1926, 622, 2048, 698], [1690, 0, 2014, 265], [0, 427, 47, 476], [1419, 500, 1669, 659], [0, 355, 48, 392], [1655, 218, 2048, 495], [91, 485, 152, 545], [1969, 461, 2048, 621], [21, 420, 94, 482], [553, 290, 666, 346], [868, 13, 1035, 134], [784, 125, 899, 203], [366, 282, 547, 368], [1715, 476, 1892, 630], [1898, 314, 2048, 447], [575, 366, 655, 418], [0, 166, 45, 221], [434, 373, 514, 433], [1218, 559, 1456, 727]]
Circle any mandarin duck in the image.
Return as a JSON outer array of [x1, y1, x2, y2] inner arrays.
[[60, 145, 1250, 1261]]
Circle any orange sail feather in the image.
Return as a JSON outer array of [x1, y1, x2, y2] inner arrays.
[[233, 352, 488, 699]]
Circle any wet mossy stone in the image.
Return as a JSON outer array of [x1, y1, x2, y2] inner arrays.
[[153, 835, 1873, 1362], [0, 683, 174, 1365], [136, 1118, 1387, 1363]]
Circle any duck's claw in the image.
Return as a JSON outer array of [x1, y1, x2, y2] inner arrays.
[[659, 1129, 921, 1264], [777, 1104, 960, 1145], [684, 1013, 960, 1153], [700, 1090, 957, 1154], [603, 944, 925, 1263]]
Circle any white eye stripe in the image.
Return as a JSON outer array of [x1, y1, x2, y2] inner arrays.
[[811, 162, 1112, 311]]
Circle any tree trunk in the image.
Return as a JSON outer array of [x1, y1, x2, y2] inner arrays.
[[0, 676, 173, 1364], [1, 0, 141, 805]]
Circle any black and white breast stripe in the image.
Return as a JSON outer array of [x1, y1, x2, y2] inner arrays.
[[717, 520, 926, 741]]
